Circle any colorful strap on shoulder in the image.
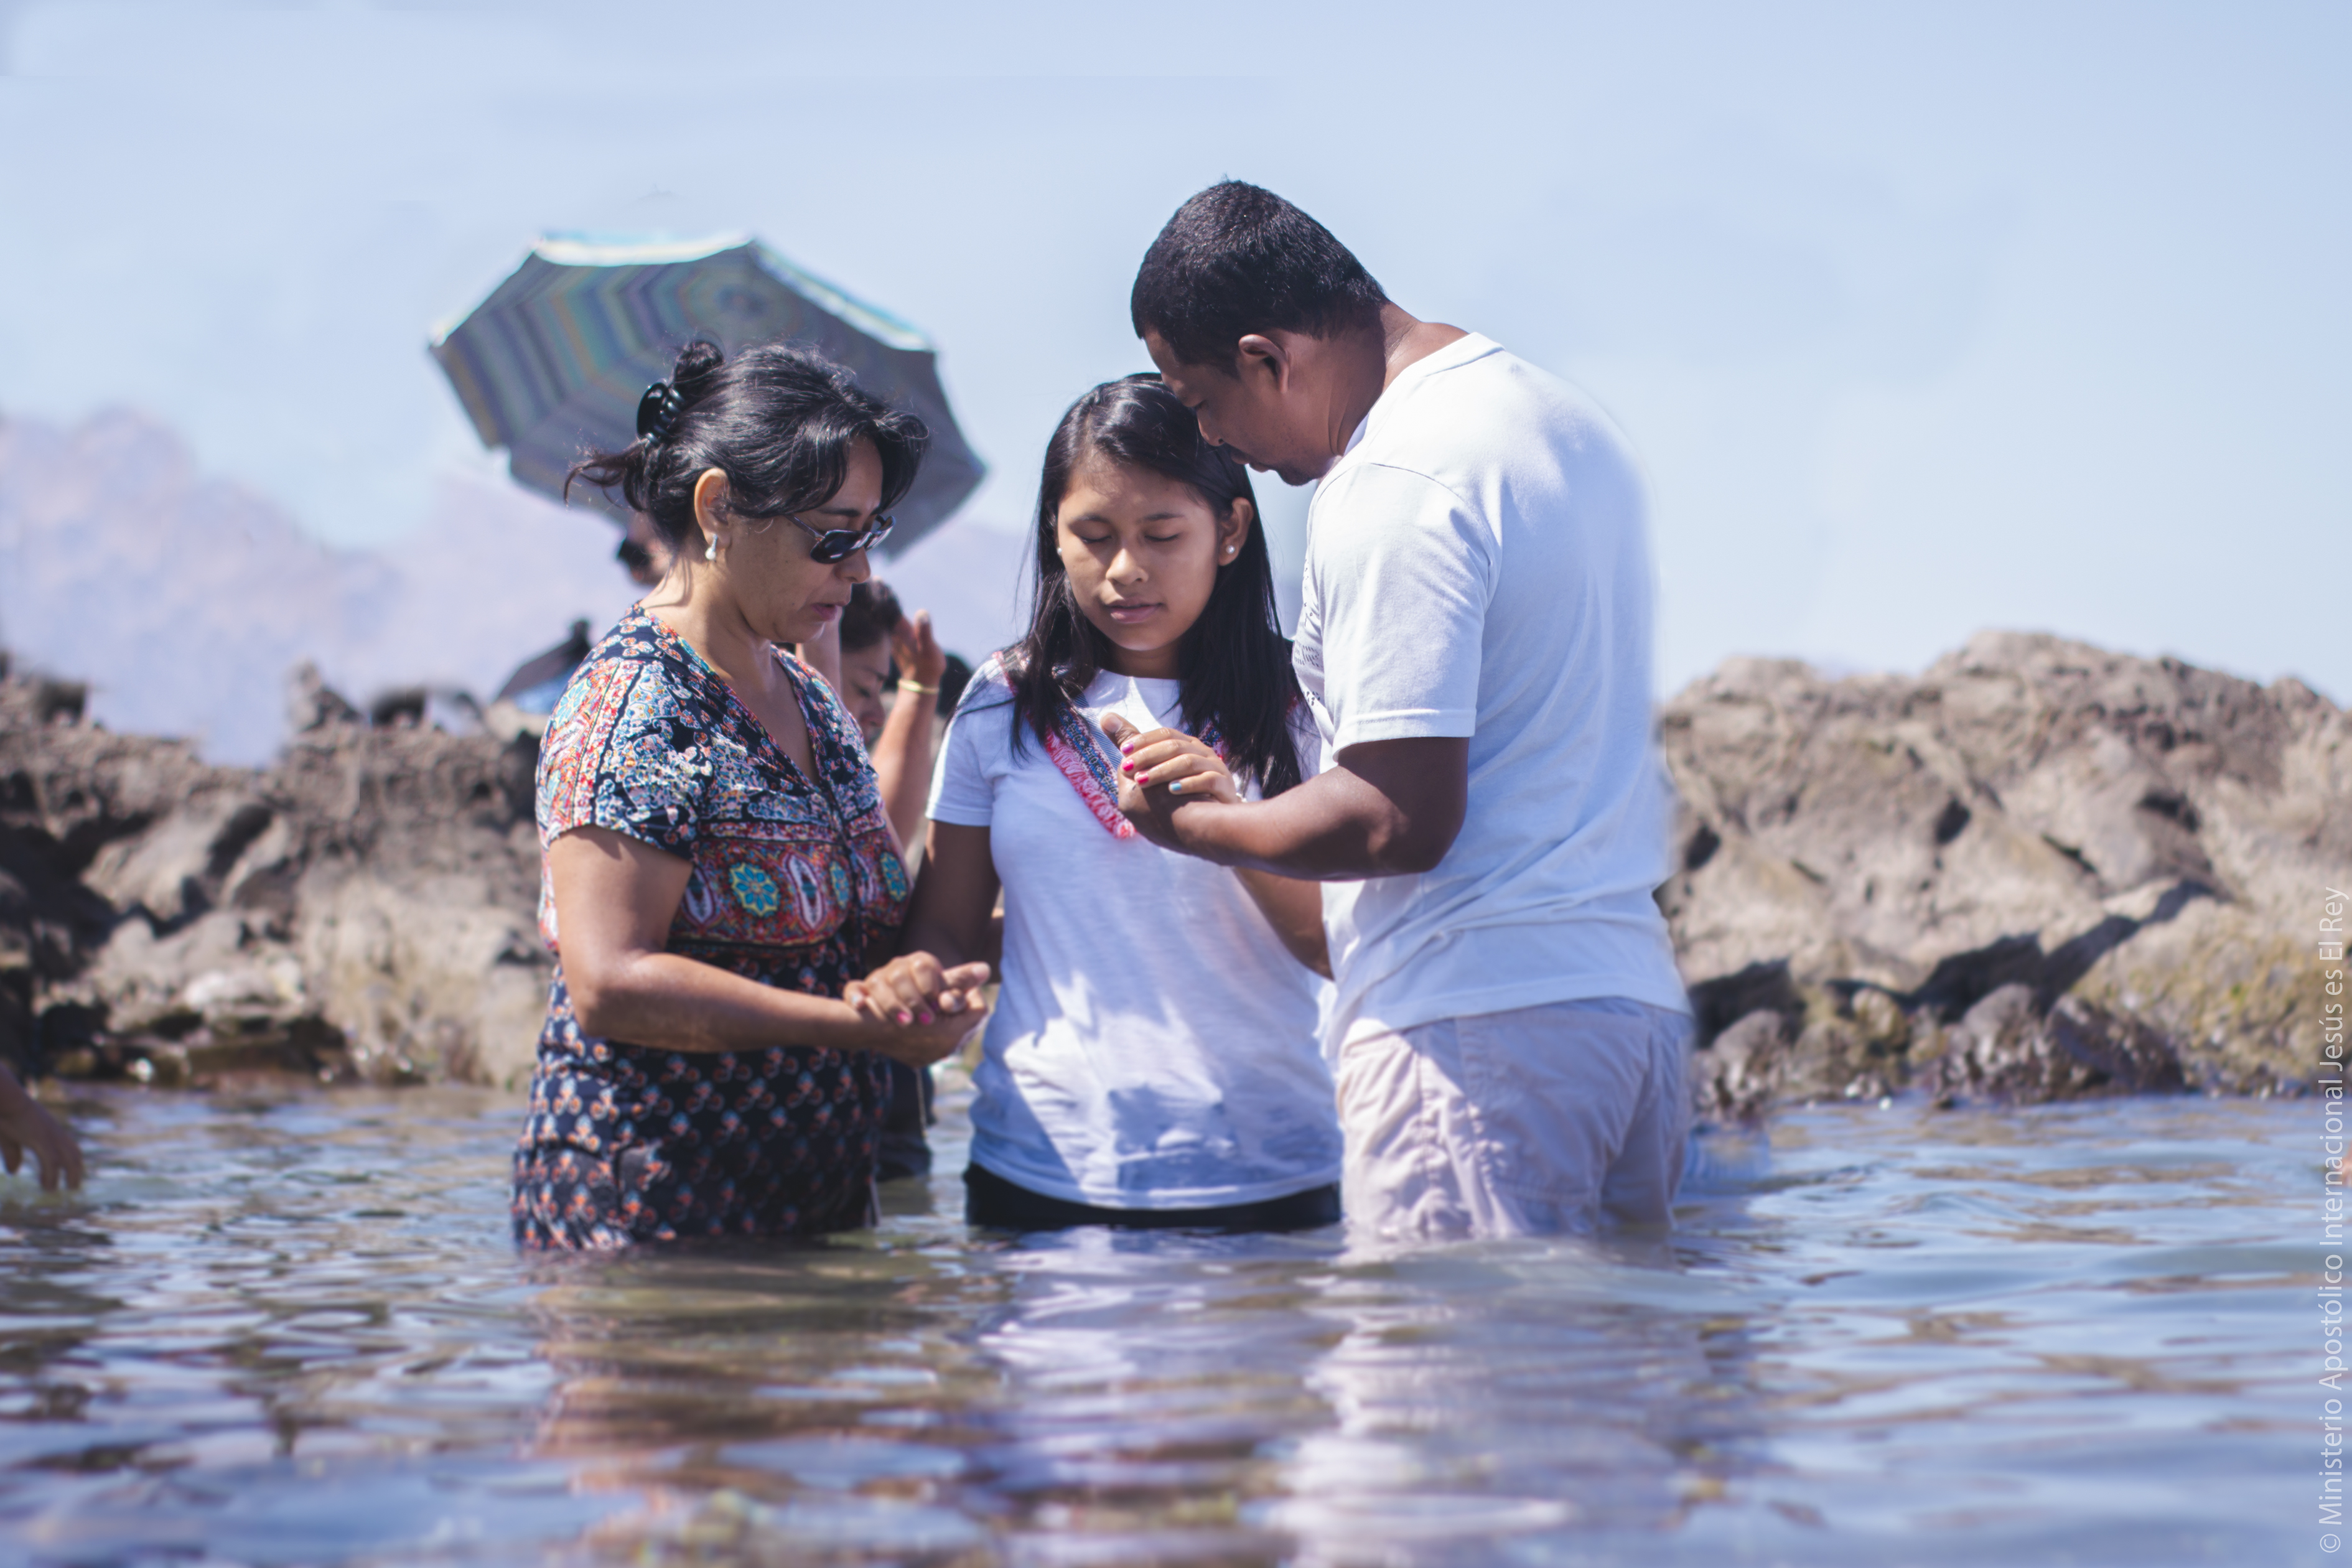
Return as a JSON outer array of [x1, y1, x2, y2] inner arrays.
[[1043, 706, 1134, 839], [1043, 701, 1227, 840]]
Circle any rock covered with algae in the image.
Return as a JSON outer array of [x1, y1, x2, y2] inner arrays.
[[1660, 630, 2349, 1113]]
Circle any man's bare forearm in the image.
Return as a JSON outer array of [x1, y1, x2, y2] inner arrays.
[[1169, 757, 1462, 879], [1113, 735, 1467, 876]]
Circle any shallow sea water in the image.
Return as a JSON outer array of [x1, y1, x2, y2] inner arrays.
[[0, 1070, 2313, 1567]]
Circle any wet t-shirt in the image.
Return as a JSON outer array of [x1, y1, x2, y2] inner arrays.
[[928, 660, 1340, 1210]]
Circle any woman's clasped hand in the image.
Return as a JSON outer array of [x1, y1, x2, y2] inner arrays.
[[843, 954, 992, 1053]]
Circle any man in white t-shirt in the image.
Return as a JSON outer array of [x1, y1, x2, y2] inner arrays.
[[1111, 181, 1692, 1241]]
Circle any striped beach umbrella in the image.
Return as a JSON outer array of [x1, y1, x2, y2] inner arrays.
[[430, 233, 985, 551]]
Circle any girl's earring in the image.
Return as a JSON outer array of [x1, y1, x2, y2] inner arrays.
[[704, 536, 719, 562]]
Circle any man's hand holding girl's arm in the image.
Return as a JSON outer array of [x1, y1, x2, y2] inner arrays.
[[1099, 714, 1467, 882], [1098, 717, 1336, 977]]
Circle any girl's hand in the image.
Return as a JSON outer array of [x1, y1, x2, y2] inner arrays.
[[846, 953, 991, 1027], [0, 1066, 83, 1192], [844, 954, 990, 1068], [854, 1004, 987, 1070], [890, 609, 949, 689], [1099, 715, 1243, 806]]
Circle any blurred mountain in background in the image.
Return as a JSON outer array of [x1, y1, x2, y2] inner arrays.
[[0, 409, 1033, 763], [0, 409, 640, 762]]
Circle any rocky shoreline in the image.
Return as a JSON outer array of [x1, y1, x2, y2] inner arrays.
[[1663, 632, 2343, 1114], [1, 656, 550, 1090], [2, 632, 2342, 1113]]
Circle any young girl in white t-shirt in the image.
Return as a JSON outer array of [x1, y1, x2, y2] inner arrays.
[[892, 374, 1341, 1231]]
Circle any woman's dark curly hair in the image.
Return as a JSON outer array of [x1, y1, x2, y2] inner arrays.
[[999, 373, 1304, 798], [567, 340, 927, 553]]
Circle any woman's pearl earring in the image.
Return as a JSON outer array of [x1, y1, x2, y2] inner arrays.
[[704, 536, 719, 562]]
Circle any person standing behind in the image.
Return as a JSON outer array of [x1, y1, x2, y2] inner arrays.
[[1110, 182, 1691, 1243], [835, 579, 948, 856], [835, 577, 950, 1181]]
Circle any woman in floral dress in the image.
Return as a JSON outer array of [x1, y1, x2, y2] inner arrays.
[[511, 341, 988, 1251]]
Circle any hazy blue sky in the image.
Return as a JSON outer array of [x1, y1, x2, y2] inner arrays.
[[2, 1, 2345, 698]]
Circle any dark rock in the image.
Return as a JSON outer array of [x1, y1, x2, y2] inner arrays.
[[1687, 959, 1804, 1045], [32, 679, 85, 727], [1691, 983, 1912, 1119], [287, 662, 362, 734], [367, 688, 428, 730], [1663, 632, 2348, 1114], [3, 656, 549, 1088], [1918, 985, 2185, 1104], [1692, 1009, 1793, 1121]]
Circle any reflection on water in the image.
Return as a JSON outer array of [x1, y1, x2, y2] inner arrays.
[[0, 1073, 2307, 1566]]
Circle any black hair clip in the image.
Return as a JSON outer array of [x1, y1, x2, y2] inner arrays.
[[636, 380, 684, 442]]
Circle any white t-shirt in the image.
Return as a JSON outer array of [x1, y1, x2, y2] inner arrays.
[[927, 662, 1341, 1209], [1293, 333, 1689, 1046]]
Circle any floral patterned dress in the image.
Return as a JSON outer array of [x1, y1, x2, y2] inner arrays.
[[511, 607, 912, 1250]]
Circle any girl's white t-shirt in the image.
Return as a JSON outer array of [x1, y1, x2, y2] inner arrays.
[[926, 661, 1341, 1210]]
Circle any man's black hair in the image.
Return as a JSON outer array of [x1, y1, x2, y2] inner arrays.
[[1129, 181, 1389, 373]]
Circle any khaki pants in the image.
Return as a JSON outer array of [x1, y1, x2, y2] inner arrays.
[[1335, 998, 1692, 1242]]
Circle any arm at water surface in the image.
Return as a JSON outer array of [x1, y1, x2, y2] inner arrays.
[[0, 1062, 83, 1192]]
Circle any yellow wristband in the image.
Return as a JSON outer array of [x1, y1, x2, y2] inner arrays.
[[897, 679, 940, 695]]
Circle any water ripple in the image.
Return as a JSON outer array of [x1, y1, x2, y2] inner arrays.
[[0, 1083, 2307, 1566]]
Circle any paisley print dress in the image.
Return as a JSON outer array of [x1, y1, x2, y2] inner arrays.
[[511, 607, 912, 1250]]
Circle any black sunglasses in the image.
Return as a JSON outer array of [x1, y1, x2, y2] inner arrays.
[[785, 511, 894, 564]]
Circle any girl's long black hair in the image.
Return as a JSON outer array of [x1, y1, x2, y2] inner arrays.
[[1002, 373, 1304, 797]]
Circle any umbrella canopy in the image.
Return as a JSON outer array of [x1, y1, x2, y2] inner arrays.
[[430, 233, 985, 552]]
